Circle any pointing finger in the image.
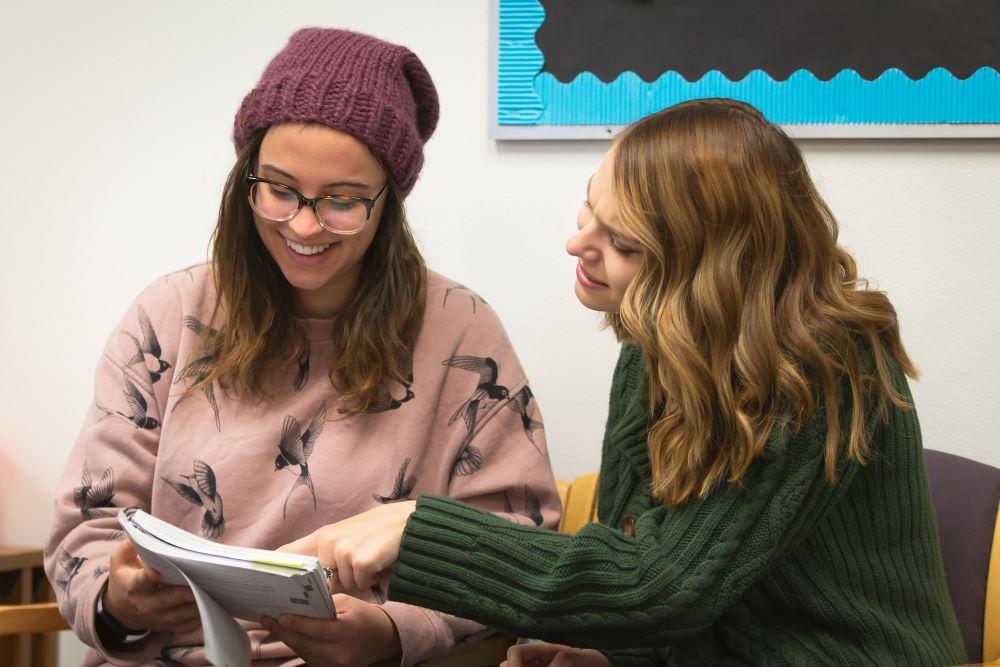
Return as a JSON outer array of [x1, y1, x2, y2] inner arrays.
[[277, 533, 317, 555]]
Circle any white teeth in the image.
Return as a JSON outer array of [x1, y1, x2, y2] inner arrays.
[[285, 238, 332, 256]]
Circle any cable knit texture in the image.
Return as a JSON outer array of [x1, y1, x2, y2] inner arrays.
[[233, 27, 439, 195], [389, 344, 967, 665]]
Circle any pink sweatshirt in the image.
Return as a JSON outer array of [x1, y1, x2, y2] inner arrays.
[[45, 263, 560, 666]]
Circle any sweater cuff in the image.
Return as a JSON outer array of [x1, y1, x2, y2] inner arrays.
[[389, 495, 566, 616], [77, 573, 170, 665], [378, 602, 449, 667]]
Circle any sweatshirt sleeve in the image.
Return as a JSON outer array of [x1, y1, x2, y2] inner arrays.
[[44, 278, 182, 663], [388, 384, 872, 650], [380, 289, 562, 665]]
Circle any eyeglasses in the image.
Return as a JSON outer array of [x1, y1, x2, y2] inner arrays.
[[246, 173, 388, 236]]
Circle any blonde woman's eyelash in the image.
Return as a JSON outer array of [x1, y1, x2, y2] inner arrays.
[[610, 238, 637, 257]]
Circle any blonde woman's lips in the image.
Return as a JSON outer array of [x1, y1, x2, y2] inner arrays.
[[576, 263, 608, 288]]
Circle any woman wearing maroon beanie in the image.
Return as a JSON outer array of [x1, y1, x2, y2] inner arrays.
[[46, 27, 561, 666]]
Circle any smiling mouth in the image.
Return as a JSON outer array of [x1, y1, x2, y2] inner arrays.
[[284, 237, 333, 256], [578, 263, 609, 287]]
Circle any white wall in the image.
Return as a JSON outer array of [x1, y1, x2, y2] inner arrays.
[[1, 2, 997, 663]]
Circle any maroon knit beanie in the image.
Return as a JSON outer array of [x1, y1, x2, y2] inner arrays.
[[233, 28, 439, 196]]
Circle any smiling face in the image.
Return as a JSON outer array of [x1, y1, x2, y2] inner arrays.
[[565, 148, 643, 313], [252, 123, 388, 318]]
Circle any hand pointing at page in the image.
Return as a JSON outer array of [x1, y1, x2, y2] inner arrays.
[[278, 500, 417, 593]]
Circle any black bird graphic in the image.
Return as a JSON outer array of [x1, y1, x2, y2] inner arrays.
[[172, 316, 221, 430], [448, 396, 487, 478], [523, 485, 543, 526], [163, 460, 225, 539], [56, 548, 87, 592], [503, 486, 544, 526], [123, 306, 172, 383], [366, 373, 415, 413], [443, 356, 509, 429], [505, 386, 544, 454], [182, 314, 216, 338], [92, 565, 108, 580], [162, 266, 195, 284], [73, 464, 115, 519], [452, 444, 483, 476], [97, 374, 160, 430], [370, 582, 388, 604], [275, 404, 327, 518], [373, 458, 417, 503], [293, 353, 310, 391], [172, 354, 219, 429], [443, 285, 488, 314], [104, 529, 125, 542]]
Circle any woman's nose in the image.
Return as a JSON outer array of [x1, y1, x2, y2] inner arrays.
[[288, 204, 327, 237], [566, 218, 601, 261]]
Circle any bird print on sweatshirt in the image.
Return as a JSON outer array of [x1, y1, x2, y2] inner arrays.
[[366, 373, 415, 413], [443, 356, 509, 477], [370, 582, 388, 604], [373, 458, 417, 503], [503, 485, 544, 526], [123, 305, 172, 383], [103, 529, 125, 543], [96, 374, 160, 430], [505, 385, 544, 454], [452, 442, 483, 477], [163, 460, 225, 539], [161, 266, 195, 284], [443, 356, 509, 425], [442, 285, 488, 314], [73, 463, 115, 519], [275, 403, 327, 518], [55, 548, 86, 592], [292, 353, 310, 391], [172, 315, 221, 430], [450, 398, 485, 477]]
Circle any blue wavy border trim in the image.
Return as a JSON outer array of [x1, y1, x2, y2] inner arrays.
[[536, 68, 1000, 125], [497, 0, 545, 125], [497, 0, 1000, 126]]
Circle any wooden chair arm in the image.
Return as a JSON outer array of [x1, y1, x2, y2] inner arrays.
[[0, 602, 68, 635], [418, 634, 515, 666]]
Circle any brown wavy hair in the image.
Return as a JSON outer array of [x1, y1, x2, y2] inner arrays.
[[193, 129, 427, 415], [609, 98, 916, 507]]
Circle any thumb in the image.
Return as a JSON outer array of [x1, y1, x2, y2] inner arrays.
[[507, 643, 573, 667], [116, 556, 163, 594], [109, 538, 139, 567], [330, 593, 358, 614], [111, 540, 164, 587]]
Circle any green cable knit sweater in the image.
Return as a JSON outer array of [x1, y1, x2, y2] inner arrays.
[[389, 345, 966, 665]]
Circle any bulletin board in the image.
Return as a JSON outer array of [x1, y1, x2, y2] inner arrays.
[[491, 0, 1000, 139]]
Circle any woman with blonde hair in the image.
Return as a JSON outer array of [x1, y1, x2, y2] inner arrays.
[[45, 27, 560, 666], [277, 98, 967, 666]]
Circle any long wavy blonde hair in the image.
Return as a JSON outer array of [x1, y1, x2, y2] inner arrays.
[[609, 98, 916, 507], [193, 130, 426, 415]]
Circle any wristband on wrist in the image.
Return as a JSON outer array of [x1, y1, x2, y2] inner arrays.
[[95, 593, 151, 645]]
